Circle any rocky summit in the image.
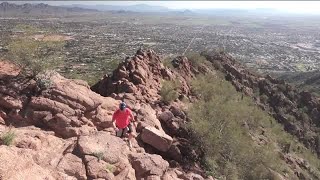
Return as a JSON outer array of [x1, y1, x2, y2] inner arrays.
[[0, 49, 212, 179]]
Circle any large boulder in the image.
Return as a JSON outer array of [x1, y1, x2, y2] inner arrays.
[[77, 131, 129, 164], [57, 153, 87, 180], [136, 103, 163, 130], [141, 126, 173, 152], [158, 111, 174, 123], [0, 126, 81, 179], [130, 153, 169, 179]]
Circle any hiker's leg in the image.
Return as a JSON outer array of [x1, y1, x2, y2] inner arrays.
[[116, 128, 123, 137], [127, 124, 134, 148], [128, 132, 134, 148]]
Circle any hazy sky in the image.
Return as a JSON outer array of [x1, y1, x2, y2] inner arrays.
[[6, 1, 320, 14]]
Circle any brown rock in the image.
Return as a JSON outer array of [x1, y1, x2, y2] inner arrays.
[[84, 155, 115, 179], [0, 146, 56, 180], [0, 126, 80, 179], [114, 164, 136, 180], [137, 104, 163, 130], [30, 97, 75, 116], [146, 175, 161, 180], [0, 94, 22, 109], [0, 116, 4, 125], [141, 126, 173, 152], [4, 72, 118, 138], [168, 143, 183, 162], [179, 172, 205, 180], [78, 131, 129, 164], [158, 111, 174, 123], [57, 153, 87, 180], [170, 106, 186, 120], [130, 153, 169, 178]]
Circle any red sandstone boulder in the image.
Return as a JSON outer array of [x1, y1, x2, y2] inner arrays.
[[141, 126, 173, 152], [77, 131, 129, 164], [130, 153, 169, 179], [57, 153, 87, 180]]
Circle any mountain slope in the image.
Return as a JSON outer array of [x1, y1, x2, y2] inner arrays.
[[0, 2, 97, 16], [202, 50, 320, 155]]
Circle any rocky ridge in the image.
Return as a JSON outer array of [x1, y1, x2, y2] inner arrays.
[[0, 49, 212, 179]]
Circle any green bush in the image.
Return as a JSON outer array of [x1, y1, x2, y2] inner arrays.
[[160, 80, 180, 104], [185, 52, 210, 68], [1, 130, 16, 146]]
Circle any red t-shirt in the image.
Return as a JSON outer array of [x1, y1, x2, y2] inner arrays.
[[112, 108, 133, 129]]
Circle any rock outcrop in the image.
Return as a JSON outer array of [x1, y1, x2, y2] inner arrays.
[[141, 126, 173, 152], [0, 50, 211, 180], [91, 49, 198, 103], [0, 71, 119, 138]]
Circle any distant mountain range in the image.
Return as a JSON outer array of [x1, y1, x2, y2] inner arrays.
[[0, 2, 97, 15], [62, 3, 171, 13], [0, 2, 284, 16], [62, 3, 282, 15]]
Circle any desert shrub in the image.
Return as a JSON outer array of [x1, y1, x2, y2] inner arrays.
[[185, 52, 210, 68], [105, 163, 116, 173], [92, 151, 104, 161], [7, 25, 65, 78], [160, 80, 180, 104], [191, 73, 234, 102], [1, 130, 16, 146], [35, 71, 55, 90]]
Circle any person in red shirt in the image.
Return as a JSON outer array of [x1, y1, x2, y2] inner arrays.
[[112, 101, 136, 148]]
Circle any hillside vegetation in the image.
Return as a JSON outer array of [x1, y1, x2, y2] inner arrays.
[[185, 54, 320, 179], [275, 70, 320, 96]]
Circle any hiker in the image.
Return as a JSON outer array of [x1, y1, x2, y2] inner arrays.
[[112, 101, 136, 148]]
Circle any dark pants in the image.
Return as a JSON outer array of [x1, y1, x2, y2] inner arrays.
[[116, 123, 133, 138]]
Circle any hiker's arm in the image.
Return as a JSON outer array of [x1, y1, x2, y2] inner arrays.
[[130, 111, 137, 128], [130, 112, 135, 122], [112, 119, 117, 129], [112, 112, 117, 129]]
